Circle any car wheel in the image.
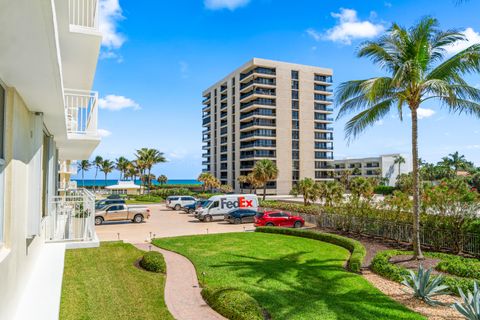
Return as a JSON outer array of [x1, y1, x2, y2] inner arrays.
[[294, 221, 302, 228], [95, 217, 103, 225], [188, 208, 195, 214], [234, 218, 241, 224], [204, 215, 212, 222], [174, 204, 181, 211], [265, 222, 274, 227], [133, 214, 144, 223]]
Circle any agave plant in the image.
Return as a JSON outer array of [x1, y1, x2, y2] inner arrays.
[[453, 282, 480, 320], [401, 265, 449, 306]]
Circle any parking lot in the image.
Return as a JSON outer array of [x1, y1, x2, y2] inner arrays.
[[95, 203, 256, 243]]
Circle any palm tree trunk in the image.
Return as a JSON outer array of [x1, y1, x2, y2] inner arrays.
[[148, 168, 151, 192], [82, 170, 85, 187], [94, 167, 98, 192], [104, 173, 107, 190], [263, 184, 266, 201], [411, 108, 424, 260]]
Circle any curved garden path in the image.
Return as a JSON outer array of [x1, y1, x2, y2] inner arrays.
[[134, 243, 226, 320]]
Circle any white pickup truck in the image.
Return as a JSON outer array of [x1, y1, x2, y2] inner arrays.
[[95, 204, 150, 225]]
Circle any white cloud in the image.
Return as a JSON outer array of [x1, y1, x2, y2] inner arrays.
[[179, 61, 189, 78], [445, 28, 480, 55], [98, 129, 112, 137], [99, 0, 126, 60], [417, 108, 435, 119], [319, 8, 384, 45], [204, 0, 250, 10], [306, 28, 321, 41], [99, 95, 140, 111]]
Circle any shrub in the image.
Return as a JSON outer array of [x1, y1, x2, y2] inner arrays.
[[201, 287, 264, 320], [374, 185, 396, 195], [255, 227, 366, 273], [402, 265, 449, 305], [371, 250, 479, 295], [151, 188, 193, 198], [139, 251, 166, 273], [129, 194, 164, 202]]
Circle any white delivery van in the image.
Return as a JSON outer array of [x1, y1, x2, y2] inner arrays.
[[194, 194, 258, 222]]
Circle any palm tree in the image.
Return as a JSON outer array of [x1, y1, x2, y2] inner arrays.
[[78, 160, 91, 187], [99, 159, 115, 188], [246, 173, 261, 194], [198, 172, 212, 192], [135, 148, 166, 191], [336, 17, 480, 259], [394, 155, 406, 176], [92, 155, 103, 192], [252, 159, 279, 201], [440, 151, 468, 174], [237, 175, 247, 193], [157, 175, 168, 185], [115, 156, 130, 181], [296, 178, 320, 205]]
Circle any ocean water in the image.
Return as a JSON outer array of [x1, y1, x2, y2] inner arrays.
[[73, 179, 201, 187]]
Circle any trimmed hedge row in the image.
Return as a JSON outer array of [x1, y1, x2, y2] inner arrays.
[[201, 287, 264, 320], [373, 185, 397, 195], [139, 251, 166, 273], [255, 227, 366, 273], [370, 250, 477, 295]]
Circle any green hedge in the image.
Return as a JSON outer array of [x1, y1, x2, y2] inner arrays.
[[374, 186, 397, 195], [139, 251, 166, 273], [255, 227, 366, 273], [129, 194, 164, 202], [201, 287, 264, 320], [370, 250, 478, 295]]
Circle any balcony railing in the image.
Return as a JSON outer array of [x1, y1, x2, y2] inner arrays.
[[58, 180, 78, 190], [45, 189, 96, 242], [69, 0, 99, 31], [64, 89, 98, 136]]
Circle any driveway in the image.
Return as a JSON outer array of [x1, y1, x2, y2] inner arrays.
[[95, 204, 255, 243]]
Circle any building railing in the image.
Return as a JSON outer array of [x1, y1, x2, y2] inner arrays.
[[45, 189, 96, 242], [64, 89, 98, 136], [59, 180, 78, 191], [68, 0, 99, 31]]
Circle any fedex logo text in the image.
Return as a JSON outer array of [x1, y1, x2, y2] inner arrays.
[[220, 197, 254, 209]]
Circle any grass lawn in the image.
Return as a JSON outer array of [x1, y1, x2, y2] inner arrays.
[[154, 233, 425, 320], [125, 199, 161, 205], [60, 241, 173, 320]]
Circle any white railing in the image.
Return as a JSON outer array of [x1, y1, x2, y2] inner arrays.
[[59, 161, 78, 175], [46, 189, 95, 242], [58, 180, 78, 190], [68, 0, 99, 30], [64, 89, 98, 136]]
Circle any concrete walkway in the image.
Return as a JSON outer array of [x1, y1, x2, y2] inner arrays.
[[134, 243, 226, 320]]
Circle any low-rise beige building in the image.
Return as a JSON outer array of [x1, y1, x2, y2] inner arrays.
[[202, 58, 334, 195]]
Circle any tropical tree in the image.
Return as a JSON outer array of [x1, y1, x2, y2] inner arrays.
[[319, 181, 345, 206], [296, 178, 321, 205], [440, 151, 471, 174], [237, 175, 247, 193], [197, 172, 220, 191], [339, 169, 352, 188], [246, 173, 262, 194], [394, 155, 406, 176], [78, 160, 91, 187], [99, 159, 115, 188], [92, 155, 103, 191], [219, 184, 233, 194], [252, 159, 279, 201], [157, 175, 168, 185], [336, 17, 480, 259], [135, 148, 167, 191], [115, 156, 130, 181]]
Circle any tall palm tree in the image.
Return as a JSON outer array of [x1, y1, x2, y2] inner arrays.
[[297, 178, 320, 205], [237, 175, 248, 193], [198, 172, 212, 192], [246, 172, 261, 194], [440, 151, 468, 174], [252, 159, 279, 201], [336, 17, 480, 259], [135, 148, 167, 191], [92, 155, 103, 192], [394, 155, 406, 176], [115, 156, 130, 181], [99, 159, 115, 188], [157, 175, 168, 185], [78, 160, 91, 187]]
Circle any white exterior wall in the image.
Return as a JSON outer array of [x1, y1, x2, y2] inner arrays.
[[0, 88, 58, 320]]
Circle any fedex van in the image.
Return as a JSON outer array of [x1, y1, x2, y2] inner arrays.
[[194, 194, 258, 222]]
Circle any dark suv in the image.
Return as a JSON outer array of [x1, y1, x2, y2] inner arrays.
[[224, 209, 257, 224]]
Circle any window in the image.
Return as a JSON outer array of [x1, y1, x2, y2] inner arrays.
[[211, 201, 219, 208], [0, 82, 5, 244], [291, 70, 299, 80]]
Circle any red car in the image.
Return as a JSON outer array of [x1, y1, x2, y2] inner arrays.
[[254, 211, 305, 228]]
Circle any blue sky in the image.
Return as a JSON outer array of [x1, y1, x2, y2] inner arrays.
[[77, 0, 480, 179]]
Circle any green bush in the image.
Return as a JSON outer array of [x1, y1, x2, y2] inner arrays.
[[374, 185, 397, 195], [129, 194, 164, 202], [151, 188, 193, 198], [201, 287, 264, 320], [255, 227, 366, 273], [371, 250, 479, 295], [139, 251, 166, 273]]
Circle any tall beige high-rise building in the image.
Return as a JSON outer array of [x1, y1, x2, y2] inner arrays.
[[202, 58, 334, 195]]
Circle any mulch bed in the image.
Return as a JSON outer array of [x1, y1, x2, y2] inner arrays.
[[389, 254, 442, 272]]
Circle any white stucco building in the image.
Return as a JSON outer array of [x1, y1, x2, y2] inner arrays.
[[0, 0, 102, 319], [334, 154, 412, 186]]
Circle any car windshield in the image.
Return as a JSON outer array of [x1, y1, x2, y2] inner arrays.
[[256, 212, 264, 218], [202, 200, 212, 208]]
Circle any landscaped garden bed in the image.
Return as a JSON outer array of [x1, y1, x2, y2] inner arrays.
[[153, 232, 424, 320], [60, 241, 173, 320]]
